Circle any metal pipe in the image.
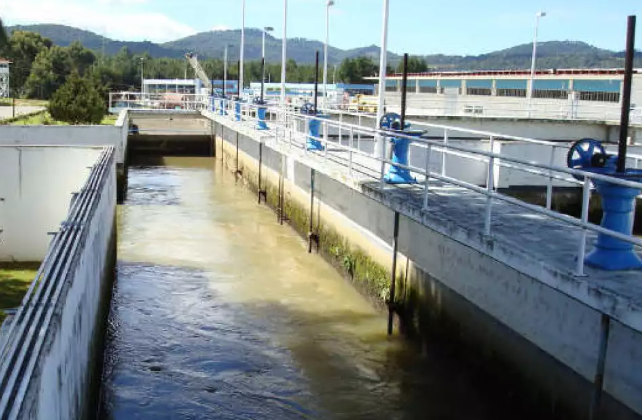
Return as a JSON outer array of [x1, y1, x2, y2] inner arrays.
[[400, 53, 409, 129], [258, 142, 263, 204], [374, 0, 390, 159], [617, 15, 636, 173], [240, 0, 246, 94], [387, 211, 400, 335], [527, 11, 546, 118], [281, 0, 288, 105], [323, 0, 334, 109], [589, 314, 612, 420], [314, 51, 320, 113], [236, 60, 241, 99], [223, 45, 228, 98]]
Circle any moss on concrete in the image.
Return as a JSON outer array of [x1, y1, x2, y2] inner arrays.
[[0, 262, 40, 324]]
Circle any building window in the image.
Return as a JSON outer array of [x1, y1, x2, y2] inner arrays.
[[533, 89, 568, 100], [385, 85, 398, 92], [466, 87, 492, 96], [578, 91, 620, 103], [419, 86, 439, 94], [463, 105, 484, 114], [497, 88, 526, 98]]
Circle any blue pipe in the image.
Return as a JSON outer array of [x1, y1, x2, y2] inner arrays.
[[384, 130, 422, 184], [256, 107, 268, 130], [306, 117, 325, 151], [235, 102, 241, 121]]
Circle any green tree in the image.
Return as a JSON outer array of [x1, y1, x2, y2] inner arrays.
[[337, 56, 377, 84], [397, 56, 428, 73], [67, 40, 96, 76], [0, 19, 7, 52], [5, 31, 52, 96], [24, 45, 72, 99], [48, 73, 106, 124]]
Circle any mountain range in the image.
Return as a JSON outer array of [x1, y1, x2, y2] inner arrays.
[[7, 24, 642, 70]]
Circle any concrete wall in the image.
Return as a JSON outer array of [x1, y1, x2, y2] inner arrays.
[[0, 111, 128, 164], [208, 113, 642, 420], [0, 147, 103, 261], [24, 152, 115, 420]]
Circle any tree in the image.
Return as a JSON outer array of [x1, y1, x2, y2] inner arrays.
[[68, 41, 96, 76], [5, 31, 52, 96], [48, 73, 106, 124], [0, 19, 7, 52], [337, 56, 377, 84], [397, 56, 428, 73], [24, 45, 72, 99]]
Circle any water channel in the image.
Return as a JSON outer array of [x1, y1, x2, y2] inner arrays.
[[98, 156, 550, 420]]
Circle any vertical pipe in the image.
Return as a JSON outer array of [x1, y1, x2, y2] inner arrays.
[[236, 60, 241, 99], [576, 176, 591, 275], [240, 0, 246, 94], [308, 169, 316, 253], [258, 142, 263, 204], [484, 136, 495, 236], [224, 45, 228, 98], [375, 0, 390, 158], [423, 145, 432, 210], [387, 211, 400, 335], [281, 0, 288, 105], [314, 51, 320, 112], [236, 131, 239, 174], [617, 15, 636, 173], [400, 53, 409, 129], [589, 314, 612, 420], [546, 145, 555, 210]]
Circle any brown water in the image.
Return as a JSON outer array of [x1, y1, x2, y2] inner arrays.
[[98, 157, 544, 420]]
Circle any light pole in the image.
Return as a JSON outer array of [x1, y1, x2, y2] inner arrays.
[[281, 0, 288, 105], [140, 57, 145, 95], [528, 11, 546, 117], [224, 44, 229, 97], [240, 0, 246, 96], [374, 0, 390, 159], [323, 0, 335, 110], [262, 26, 274, 102]]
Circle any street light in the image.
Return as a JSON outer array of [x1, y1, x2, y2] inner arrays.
[[240, 0, 246, 95], [262, 26, 274, 102], [323, 0, 335, 110], [281, 0, 288, 105], [139, 57, 145, 95], [528, 11, 546, 117], [374, 0, 390, 159]]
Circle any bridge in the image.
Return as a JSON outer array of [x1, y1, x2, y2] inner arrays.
[[0, 100, 641, 420]]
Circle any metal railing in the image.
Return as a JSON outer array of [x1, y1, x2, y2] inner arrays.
[[211, 99, 642, 277], [109, 92, 210, 112], [0, 147, 114, 419]]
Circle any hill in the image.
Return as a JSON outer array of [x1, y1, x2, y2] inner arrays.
[[6, 24, 641, 69]]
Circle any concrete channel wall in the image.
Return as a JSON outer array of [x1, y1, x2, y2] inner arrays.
[[0, 147, 104, 261], [206, 112, 642, 420], [0, 148, 116, 420]]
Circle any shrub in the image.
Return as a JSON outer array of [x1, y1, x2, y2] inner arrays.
[[48, 73, 105, 125]]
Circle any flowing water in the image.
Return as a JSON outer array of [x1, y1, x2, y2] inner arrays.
[[98, 156, 545, 420]]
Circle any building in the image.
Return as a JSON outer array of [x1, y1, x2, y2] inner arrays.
[[143, 79, 239, 96], [0, 59, 10, 98], [247, 82, 375, 104], [368, 69, 642, 121]]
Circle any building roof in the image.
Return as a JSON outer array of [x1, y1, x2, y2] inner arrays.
[[0, 58, 12, 64], [367, 68, 640, 80]]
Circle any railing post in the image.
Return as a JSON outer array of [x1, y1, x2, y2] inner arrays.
[[323, 120, 329, 159], [349, 126, 354, 174], [357, 114, 362, 151], [546, 145, 555, 210], [484, 136, 495, 236], [423, 145, 432, 211], [576, 176, 591, 276], [441, 129, 449, 177]]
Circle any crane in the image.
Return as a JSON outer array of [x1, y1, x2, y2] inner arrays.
[[185, 52, 212, 90]]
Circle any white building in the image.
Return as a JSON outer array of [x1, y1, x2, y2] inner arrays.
[[368, 69, 642, 122], [0, 59, 10, 99]]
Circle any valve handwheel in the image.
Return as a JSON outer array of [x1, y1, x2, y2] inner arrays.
[[379, 112, 402, 130], [567, 138, 607, 179], [300, 102, 316, 115]]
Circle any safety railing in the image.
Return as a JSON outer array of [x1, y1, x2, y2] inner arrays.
[[210, 99, 642, 277], [0, 147, 114, 418], [109, 92, 210, 111]]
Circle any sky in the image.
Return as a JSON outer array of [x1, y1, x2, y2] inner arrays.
[[2, 0, 642, 55]]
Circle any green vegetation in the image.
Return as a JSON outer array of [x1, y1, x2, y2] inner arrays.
[[0, 263, 39, 324], [48, 73, 106, 124], [9, 111, 117, 126]]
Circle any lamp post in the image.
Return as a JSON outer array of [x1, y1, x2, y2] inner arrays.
[[240, 0, 246, 96], [224, 44, 229, 97], [262, 26, 274, 102], [139, 57, 145, 95], [374, 0, 390, 159], [281, 0, 288, 105], [528, 11, 546, 118], [323, 0, 335, 110]]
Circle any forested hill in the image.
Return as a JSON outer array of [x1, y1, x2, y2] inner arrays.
[[7, 24, 642, 69]]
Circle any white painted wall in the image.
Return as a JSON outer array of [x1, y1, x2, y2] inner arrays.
[[0, 147, 103, 261], [21, 152, 116, 420], [0, 110, 128, 164]]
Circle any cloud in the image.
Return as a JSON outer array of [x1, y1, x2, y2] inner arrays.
[[211, 25, 232, 31], [3, 0, 196, 42]]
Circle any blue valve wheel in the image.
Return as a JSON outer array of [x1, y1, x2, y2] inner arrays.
[[567, 138, 607, 179], [300, 102, 316, 115], [379, 112, 402, 130]]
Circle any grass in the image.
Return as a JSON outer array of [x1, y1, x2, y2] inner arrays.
[[9, 112, 119, 126], [0, 98, 48, 107], [0, 262, 40, 324]]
